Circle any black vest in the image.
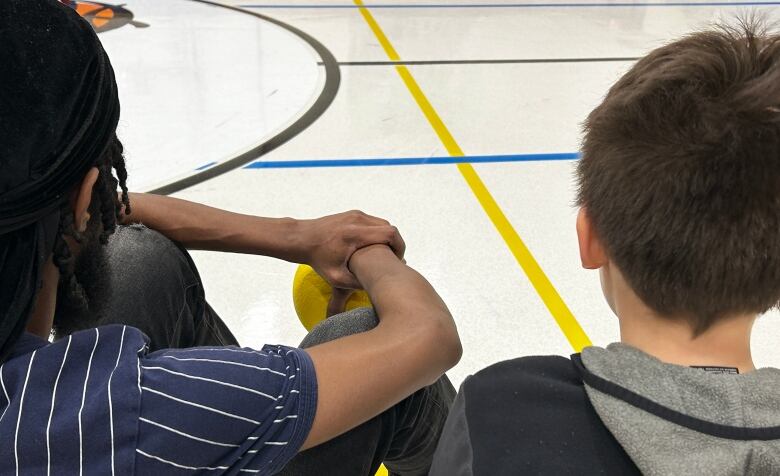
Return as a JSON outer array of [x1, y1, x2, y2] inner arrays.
[[460, 355, 641, 475]]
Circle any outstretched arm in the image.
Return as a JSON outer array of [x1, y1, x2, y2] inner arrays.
[[120, 192, 404, 288], [302, 245, 462, 450]]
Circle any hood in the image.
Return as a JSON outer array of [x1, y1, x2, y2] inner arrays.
[[579, 344, 780, 475]]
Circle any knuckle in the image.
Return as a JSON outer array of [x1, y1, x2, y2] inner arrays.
[[345, 224, 360, 236]]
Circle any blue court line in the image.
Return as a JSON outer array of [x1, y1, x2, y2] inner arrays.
[[195, 161, 218, 171], [241, 2, 780, 8], [243, 152, 579, 169]]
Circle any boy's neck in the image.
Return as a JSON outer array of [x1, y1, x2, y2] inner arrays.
[[618, 305, 757, 374]]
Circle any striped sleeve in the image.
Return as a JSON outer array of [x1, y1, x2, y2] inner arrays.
[[135, 344, 317, 475]]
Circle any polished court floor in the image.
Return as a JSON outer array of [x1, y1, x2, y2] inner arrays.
[[90, 0, 780, 387]]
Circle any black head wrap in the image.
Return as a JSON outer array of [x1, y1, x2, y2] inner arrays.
[[0, 0, 120, 360]]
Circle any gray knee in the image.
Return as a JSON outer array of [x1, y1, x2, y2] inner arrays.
[[107, 224, 198, 286], [102, 224, 204, 321], [299, 307, 379, 348]]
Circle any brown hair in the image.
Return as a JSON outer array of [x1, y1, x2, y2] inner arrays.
[[577, 20, 780, 334]]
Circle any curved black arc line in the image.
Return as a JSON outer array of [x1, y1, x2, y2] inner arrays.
[[149, 0, 340, 196]]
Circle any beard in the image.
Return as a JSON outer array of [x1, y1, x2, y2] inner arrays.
[[52, 224, 112, 338]]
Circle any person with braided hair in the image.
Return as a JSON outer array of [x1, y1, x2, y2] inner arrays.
[[0, 1, 461, 474]]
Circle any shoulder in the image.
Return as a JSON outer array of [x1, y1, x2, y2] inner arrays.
[[465, 354, 580, 397], [3, 324, 148, 384], [457, 354, 639, 475], [0, 325, 149, 474], [461, 355, 584, 432], [62, 324, 149, 359]]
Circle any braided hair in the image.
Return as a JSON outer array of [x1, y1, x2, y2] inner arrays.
[[51, 135, 130, 335]]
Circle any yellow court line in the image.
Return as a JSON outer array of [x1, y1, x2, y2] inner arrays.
[[355, 2, 401, 61], [353, 0, 591, 352]]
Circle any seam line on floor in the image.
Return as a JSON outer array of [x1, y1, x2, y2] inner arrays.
[[322, 57, 640, 66], [353, 0, 591, 351], [243, 2, 780, 9]]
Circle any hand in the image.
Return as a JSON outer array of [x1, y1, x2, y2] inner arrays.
[[295, 211, 405, 289]]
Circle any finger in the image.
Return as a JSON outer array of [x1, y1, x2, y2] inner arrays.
[[327, 288, 353, 317], [386, 226, 406, 259], [348, 209, 391, 227], [352, 226, 405, 256], [365, 225, 406, 259], [360, 212, 391, 227]]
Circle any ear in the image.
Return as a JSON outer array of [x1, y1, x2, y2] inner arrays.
[[73, 167, 100, 233], [576, 208, 608, 269]]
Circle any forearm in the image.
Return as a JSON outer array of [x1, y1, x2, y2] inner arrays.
[[302, 246, 460, 449], [350, 246, 461, 371], [121, 192, 301, 260]]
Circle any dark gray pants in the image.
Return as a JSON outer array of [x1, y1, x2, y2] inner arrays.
[[93, 225, 455, 476]]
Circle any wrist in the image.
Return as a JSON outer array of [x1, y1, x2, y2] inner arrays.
[[348, 245, 401, 287], [266, 217, 303, 261]]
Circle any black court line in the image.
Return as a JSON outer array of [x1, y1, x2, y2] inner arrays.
[[150, 0, 341, 196], [322, 57, 640, 66]]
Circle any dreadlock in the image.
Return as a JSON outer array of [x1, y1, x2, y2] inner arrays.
[[51, 134, 130, 336]]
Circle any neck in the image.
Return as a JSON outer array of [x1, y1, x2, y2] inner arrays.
[[25, 258, 58, 340], [616, 294, 756, 374], [600, 264, 757, 373]]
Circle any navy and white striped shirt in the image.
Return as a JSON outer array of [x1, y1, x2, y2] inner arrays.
[[0, 324, 317, 475]]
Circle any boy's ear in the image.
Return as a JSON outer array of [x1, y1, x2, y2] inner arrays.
[[72, 167, 100, 233], [576, 208, 608, 269]]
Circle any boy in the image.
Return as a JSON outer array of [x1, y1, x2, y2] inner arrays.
[[431, 22, 780, 475]]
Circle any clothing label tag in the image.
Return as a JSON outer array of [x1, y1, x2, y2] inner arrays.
[[691, 366, 739, 375]]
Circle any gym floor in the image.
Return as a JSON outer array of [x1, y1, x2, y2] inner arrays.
[[86, 0, 780, 388]]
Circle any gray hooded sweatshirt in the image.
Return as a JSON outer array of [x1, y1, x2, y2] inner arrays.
[[430, 344, 780, 475], [583, 344, 780, 475]]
